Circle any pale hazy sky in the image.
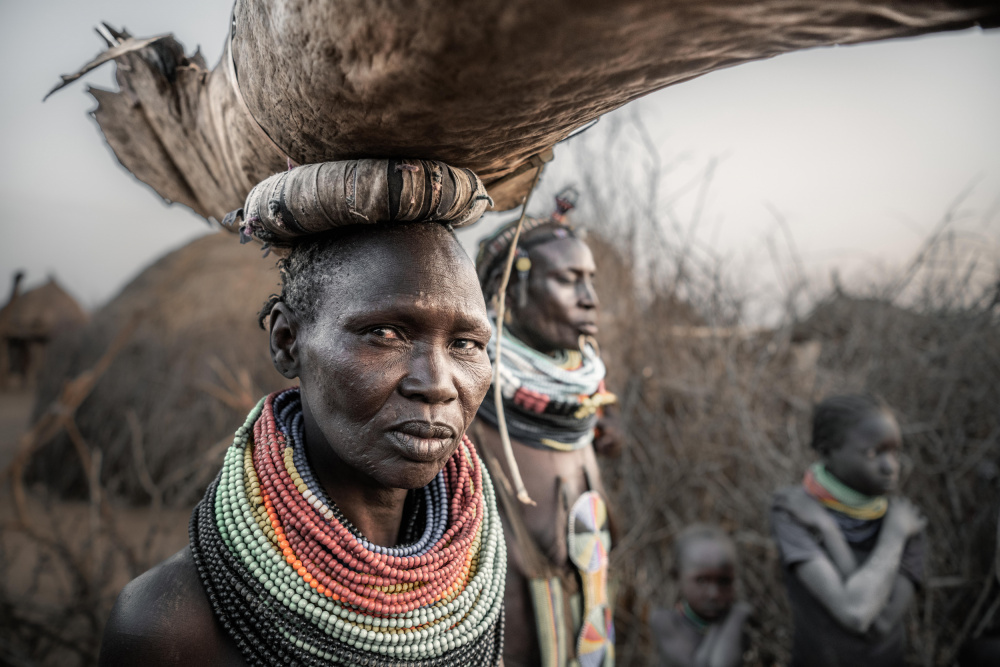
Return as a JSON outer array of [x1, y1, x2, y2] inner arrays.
[[2, 1, 998, 311]]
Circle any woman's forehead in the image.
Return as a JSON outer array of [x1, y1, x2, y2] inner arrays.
[[845, 411, 900, 446], [314, 245, 487, 320], [334, 290, 488, 324], [529, 237, 595, 271]]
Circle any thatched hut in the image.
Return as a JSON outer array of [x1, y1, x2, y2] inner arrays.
[[30, 232, 288, 503], [0, 273, 89, 389]]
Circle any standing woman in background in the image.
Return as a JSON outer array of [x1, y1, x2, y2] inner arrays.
[[470, 189, 623, 667]]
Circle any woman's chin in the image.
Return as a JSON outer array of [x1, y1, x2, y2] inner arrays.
[[376, 460, 448, 491]]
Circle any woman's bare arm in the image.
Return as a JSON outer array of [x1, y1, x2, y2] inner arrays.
[[793, 498, 924, 635]]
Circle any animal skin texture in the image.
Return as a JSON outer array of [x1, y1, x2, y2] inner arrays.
[[56, 1, 1000, 221]]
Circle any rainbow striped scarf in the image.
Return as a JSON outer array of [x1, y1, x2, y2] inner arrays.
[[803, 462, 888, 521]]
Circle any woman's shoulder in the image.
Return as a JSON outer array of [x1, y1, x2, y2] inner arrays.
[[98, 546, 244, 667]]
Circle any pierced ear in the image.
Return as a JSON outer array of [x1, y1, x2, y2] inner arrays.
[[514, 255, 531, 308], [503, 277, 522, 323], [269, 302, 301, 379]]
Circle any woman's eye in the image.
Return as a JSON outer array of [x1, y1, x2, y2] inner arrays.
[[371, 327, 402, 340], [453, 339, 480, 351], [551, 273, 574, 285]]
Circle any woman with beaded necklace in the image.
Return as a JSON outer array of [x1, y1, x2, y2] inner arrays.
[[98, 161, 507, 666], [469, 189, 623, 667]]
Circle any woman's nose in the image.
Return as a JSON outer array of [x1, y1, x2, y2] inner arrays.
[[578, 280, 598, 308], [398, 344, 458, 404]]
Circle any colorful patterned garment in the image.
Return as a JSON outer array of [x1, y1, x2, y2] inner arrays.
[[803, 462, 889, 544], [568, 491, 615, 667], [476, 326, 617, 451], [190, 389, 506, 666]]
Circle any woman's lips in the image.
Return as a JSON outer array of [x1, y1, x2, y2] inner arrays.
[[387, 421, 456, 462]]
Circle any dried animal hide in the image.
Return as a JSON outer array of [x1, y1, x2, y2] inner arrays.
[[52, 2, 999, 221], [234, 159, 491, 247]]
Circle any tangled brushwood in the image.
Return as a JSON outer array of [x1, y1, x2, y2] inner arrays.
[[585, 225, 999, 664]]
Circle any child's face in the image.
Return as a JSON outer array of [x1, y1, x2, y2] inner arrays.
[[678, 538, 736, 621], [825, 410, 902, 497]]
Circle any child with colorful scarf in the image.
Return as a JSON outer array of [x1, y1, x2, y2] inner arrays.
[[650, 524, 751, 667], [771, 394, 926, 667]]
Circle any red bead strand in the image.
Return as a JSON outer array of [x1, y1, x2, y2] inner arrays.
[[250, 393, 486, 614]]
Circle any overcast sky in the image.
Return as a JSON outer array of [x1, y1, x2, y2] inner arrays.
[[1, 1, 997, 312]]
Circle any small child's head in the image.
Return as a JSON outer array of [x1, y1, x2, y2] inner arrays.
[[811, 394, 902, 496], [673, 524, 737, 622]]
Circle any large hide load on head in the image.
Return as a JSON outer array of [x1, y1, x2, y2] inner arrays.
[[52, 0, 999, 219]]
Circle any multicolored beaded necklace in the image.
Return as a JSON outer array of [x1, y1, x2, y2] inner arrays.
[[189, 389, 506, 666], [477, 326, 617, 451], [803, 462, 888, 521]]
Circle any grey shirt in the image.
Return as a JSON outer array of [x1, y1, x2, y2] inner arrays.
[[770, 503, 926, 667]]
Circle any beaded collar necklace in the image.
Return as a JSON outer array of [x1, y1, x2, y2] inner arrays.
[[189, 388, 506, 666], [477, 326, 617, 451], [803, 462, 888, 521], [275, 390, 446, 556], [679, 600, 710, 635]]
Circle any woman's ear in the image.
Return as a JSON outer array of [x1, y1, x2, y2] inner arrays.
[[269, 302, 301, 379]]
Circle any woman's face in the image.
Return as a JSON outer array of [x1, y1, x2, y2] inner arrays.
[[278, 227, 493, 490], [825, 410, 902, 497], [507, 237, 599, 354]]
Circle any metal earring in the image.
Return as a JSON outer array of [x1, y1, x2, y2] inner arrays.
[[515, 255, 531, 308]]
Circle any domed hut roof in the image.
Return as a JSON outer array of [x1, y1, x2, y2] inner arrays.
[[30, 232, 288, 503], [0, 277, 88, 341]]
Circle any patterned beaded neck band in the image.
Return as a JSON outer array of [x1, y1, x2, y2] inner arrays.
[[679, 600, 710, 636], [189, 388, 506, 666]]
